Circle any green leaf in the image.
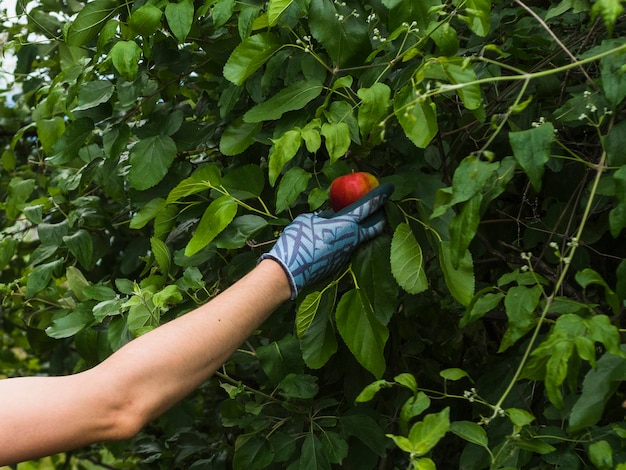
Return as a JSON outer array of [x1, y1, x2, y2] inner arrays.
[[268, 0, 294, 26], [569, 346, 626, 432], [275, 167, 311, 213], [74, 80, 114, 111], [460, 291, 504, 327], [456, 0, 491, 36], [609, 165, 626, 236], [354, 379, 392, 403], [395, 373, 418, 392], [46, 307, 93, 339], [390, 223, 428, 295], [244, 79, 323, 123], [299, 433, 331, 470], [219, 119, 262, 156], [221, 164, 265, 200], [408, 407, 450, 457], [66, 0, 119, 47], [321, 122, 351, 163], [130, 198, 167, 229], [278, 373, 318, 399], [268, 129, 302, 186], [353, 235, 398, 325], [588, 440, 613, 470], [128, 4, 163, 37], [499, 285, 542, 352], [439, 241, 474, 307], [63, 229, 94, 270], [165, 0, 194, 43], [591, 0, 624, 35], [212, 0, 236, 28], [309, 0, 369, 67], [341, 413, 387, 456], [400, 392, 431, 434], [49, 117, 94, 165], [509, 123, 554, 192], [215, 215, 268, 249], [449, 194, 482, 269], [36, 117, 65, 155], [110, 40, 142, 81], [335, 289, 389, 378], [26, 259, 63, 298], [128, 135, 177, 190], [545, 340, 574, 408], [93, 299, 124, 322], [394, 85, 438, 149], [600, 40, 626, 108], [152, 285, 182, 308], [150, 237, 171, 275], [450, 421, 488, 448], [167, 165, 221, 204], [357, 83, 391, 144], [441, 58, 482, 110], [440, 368, 470, 381], [575, 268, 620, 314], [185, 196, 238, 256], [223, 33, 282, 85], [513, 437, 556, 455], [506, 408, 536, 427], [233, 434, 274, 470]]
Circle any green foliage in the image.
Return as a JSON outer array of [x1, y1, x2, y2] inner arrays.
[[3, 0, 626, 468]]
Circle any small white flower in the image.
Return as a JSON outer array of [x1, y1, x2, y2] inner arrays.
[[578, 113, 588, 121]]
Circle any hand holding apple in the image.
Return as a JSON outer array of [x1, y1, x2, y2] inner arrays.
[[329, 172, 380, 212]]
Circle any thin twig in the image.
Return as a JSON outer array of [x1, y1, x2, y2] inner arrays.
[[514, 0, 599, 90]]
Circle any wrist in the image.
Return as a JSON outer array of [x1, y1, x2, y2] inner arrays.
[[256, 258, 293, 303]]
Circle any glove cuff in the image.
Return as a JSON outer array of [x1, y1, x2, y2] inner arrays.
[[258, 253, 298, 300]]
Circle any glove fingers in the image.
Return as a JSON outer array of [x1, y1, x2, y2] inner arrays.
[[337, 182, 394, 221], [358, 209, 386, 242]]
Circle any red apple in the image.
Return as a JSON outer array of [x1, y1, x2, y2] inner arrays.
[[329, 172, 380, 212]]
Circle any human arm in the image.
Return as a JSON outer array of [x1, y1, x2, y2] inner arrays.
[[0, 259, 290, 465]]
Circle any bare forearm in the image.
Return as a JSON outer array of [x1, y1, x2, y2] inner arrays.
[[0, 260, 290, 465]]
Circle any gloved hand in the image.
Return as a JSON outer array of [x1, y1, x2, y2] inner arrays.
[[260, 183, 394, 300]]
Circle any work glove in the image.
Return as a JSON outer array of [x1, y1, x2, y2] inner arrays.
[[260, 183, 394, 300]]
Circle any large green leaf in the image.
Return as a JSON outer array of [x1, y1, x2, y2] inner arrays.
[[46, 306, 94, 339], [219, 119, 262, 156], [268, 0, 294, 26], [455, 0, 491, 36], [448, 194, 482, 269], [36, 117, 65, 155], [569, 346, 626, 432], [297, 288, 339, 369], [244, 79, 323, 123], [268, 129, 302, 186], [128, 135, 177, 190], [63, 229, 94, 270], [74, 80, 114, 111], [390, 223, 428, 295], [499, 285, 542, 352], [408, 408, 450, 455], [353, 235, 398, 325], [165, 0, 194, 43], [335, 289, 389, 378], [185, 196, 238, 256], [357, 83, 391, 145], [275, 167, 311, 213], [110, 40, 142, 81], [223, 33, 282, 85], [167, 165, 221, 204], [441, 58, 482, 110], [439, 241, 474, 307], [509, 123, 554, 192], [128, 4, 163, 37], [221, 164, 265, 200], [394, 85, 438, 149], [66, 0, 119, 47], [321, 122, 351, 163]]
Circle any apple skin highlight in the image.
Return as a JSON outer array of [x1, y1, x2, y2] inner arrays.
[[329, 172, 380, 212]]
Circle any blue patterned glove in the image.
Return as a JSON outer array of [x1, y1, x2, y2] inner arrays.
[[260, 183, 393, 300]]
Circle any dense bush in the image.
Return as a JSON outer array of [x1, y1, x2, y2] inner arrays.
[[2, 0, 626, 468]]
